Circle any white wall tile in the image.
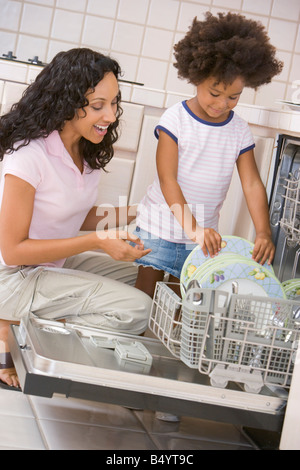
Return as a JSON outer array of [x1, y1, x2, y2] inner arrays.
[[117, 0, 149, 24], [242, 0, 272, 16], [289, 53, 300, 84], [147, 0, 180, 30], [239, 87, 256, 106], [291, 80, 300, 103], [0, 61, 28, 82], [188, 0, 210, 4], [267, 110, 280, 128], [286, 83, 300, 103], [20, 4, 53, 38], [276, 51, 292, 82], [56, 0, 87, 12], [177, 2, 209, 32], [212, 0, 242, 10], [257, 109, 270, 127], [278, 111, 291, 130], [142, 28, 174, 61], [268, 19, 298, 51], [271, 0, 300, 22], [119, 83, 132, 101], [166, 65, 195, 95], [46, 41, 81, 63], [131, 86, 165, 107], [0, 0, 22, 31], [112, 22, 144, 55], [87, 0, 118, 17], [82, 16, 114, 49], [255, 81, 286, 108], [28, 0, 55, 5], [165, 92, 192, 108], [136, 58, 168, 89], [289, 113, 300, 133], [51, 9, 84, 43], [1, 81, 28, 114], [0, 31, 17, 56], [295, 26, 300, 54], [16, 35, 48, 63], [110, 52, 139, 83], [26, 65, 43, 84]]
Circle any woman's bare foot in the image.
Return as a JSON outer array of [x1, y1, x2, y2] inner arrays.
[[0, 367, 20, 388], [0, 320, 21, 389]]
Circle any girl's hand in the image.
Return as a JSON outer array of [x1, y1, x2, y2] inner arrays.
[[192, 226, 222, 258], [252, 233, 275, 266], [201, 228, 222, 258], [96, 229, 151, 262]]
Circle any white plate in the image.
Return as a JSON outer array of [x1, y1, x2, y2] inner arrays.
[[187, 258, 285, 299], [181, 235, 274, 290]]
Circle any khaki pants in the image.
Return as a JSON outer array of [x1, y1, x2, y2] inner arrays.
[[0, 252, 152, 335]]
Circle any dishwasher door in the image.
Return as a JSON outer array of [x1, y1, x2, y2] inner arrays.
[[9, 316, 287, 432]]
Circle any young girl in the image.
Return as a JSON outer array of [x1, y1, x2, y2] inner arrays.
[[0, 48, 152, 389], [134, 12, 283, 298]]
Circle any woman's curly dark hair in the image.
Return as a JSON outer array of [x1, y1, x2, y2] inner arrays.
[[0, 48, 123, 169], [174, 12, 283, 88]]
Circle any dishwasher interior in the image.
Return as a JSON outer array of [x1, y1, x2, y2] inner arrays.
[[9, 288, 297, 436]]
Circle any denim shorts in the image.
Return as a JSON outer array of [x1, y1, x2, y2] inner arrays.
[[132, 227, 197, 279]]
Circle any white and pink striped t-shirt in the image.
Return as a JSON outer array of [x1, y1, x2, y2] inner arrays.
[[136, 100, 255, 243]]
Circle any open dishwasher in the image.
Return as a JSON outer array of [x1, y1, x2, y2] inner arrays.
[[7, 167, 300, 439], [8, 277, 300, 435]]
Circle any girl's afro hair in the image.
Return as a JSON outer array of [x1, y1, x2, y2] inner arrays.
[[174, 12, 283, 88]]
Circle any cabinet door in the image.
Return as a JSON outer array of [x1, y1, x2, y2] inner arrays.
[[96, 157, 135, 207], [219, 136, 274, 241], [115, 102, 144, 152], [129, 114, 160, 204], [0, 81, 27, 115]]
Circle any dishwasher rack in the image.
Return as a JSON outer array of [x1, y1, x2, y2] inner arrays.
[[149, 282, 300, 394], [280, 174, 300, 278]]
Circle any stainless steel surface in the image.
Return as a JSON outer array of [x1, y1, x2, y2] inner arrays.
[[9, 316, 287, 429], [270, 135, 300, 281]]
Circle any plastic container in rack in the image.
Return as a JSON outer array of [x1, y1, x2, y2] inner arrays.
[[180, 288, 229, 368], [149, 282, 182, 358]]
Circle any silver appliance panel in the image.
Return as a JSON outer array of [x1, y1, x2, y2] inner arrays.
[[269, 136, 300, 281], [8, 317, 287, 432]]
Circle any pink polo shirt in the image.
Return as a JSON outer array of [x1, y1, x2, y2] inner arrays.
[[0, 131, 101, 268]]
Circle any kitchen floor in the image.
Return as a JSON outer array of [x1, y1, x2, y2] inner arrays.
[[0, 386, 264, 451]]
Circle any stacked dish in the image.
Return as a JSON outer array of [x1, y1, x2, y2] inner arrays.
[[180, 235, 285, 299], [282, 279, 300, 300]]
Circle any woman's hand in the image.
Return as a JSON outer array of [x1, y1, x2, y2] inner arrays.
[[252, 233, 275, 266], [95, 229, 151, 262]]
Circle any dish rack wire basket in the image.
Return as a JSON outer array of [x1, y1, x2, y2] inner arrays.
[[280, 173, 300, 277], [149, 282, 300, 393]]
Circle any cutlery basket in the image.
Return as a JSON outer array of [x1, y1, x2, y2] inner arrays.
[[149, 282, 300, 393]]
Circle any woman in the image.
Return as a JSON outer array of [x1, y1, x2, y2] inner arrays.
[[0, 48, 152, 389]]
